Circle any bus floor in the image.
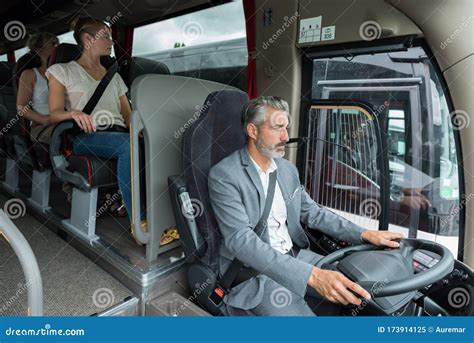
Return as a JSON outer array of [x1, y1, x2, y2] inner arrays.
[[0, 192, 134, 316], [4, 161, 150, 269]]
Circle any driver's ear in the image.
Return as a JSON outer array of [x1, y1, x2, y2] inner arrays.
[[247, 123, 258, 141]]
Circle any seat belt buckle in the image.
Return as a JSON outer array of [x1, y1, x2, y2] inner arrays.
[[209, 284, 226, 306]]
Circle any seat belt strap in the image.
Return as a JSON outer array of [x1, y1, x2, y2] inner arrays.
[[215, 170, 278, 296], [81, 61, 119, 115]]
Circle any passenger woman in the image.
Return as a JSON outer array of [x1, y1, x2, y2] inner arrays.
[[46, 17, 145, 241], [16, 32, 59, 144]]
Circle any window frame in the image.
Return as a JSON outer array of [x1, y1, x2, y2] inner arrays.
[[298, 38, 466, 261], [302, 100, 390, 231]]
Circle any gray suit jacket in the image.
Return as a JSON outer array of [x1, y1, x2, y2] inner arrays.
[[208, 147, 366, 309]]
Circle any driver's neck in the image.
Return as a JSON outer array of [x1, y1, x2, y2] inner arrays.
[[247, 142, 271, 173]]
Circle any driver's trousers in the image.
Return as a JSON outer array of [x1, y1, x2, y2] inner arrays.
[[225, 249, 342, 316]]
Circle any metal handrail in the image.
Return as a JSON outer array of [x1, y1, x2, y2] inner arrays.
[[0, 209, 43, 316]]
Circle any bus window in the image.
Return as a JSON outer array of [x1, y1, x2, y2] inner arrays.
[[305, 106, 382, 231], [0, 54, 7, 62], [388, 109, 406, 158], [56, 31, 76, 44], [132, 0, 247, 90], [308, 46, 462, 257], [14, 46, 28, 59]]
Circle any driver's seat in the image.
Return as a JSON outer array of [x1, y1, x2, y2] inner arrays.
[[168, 89, 249, 315]]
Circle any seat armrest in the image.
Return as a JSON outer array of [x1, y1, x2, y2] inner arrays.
[[49, 120, 76, 158], [168, 175, 206, 261], [49, 120, 91, 190]]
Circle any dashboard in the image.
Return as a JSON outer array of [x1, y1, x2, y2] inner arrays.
[[414, 250, 473, 316], [314, 233, 473, 316]]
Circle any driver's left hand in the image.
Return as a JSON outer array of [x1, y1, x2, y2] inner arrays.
[[361, 230, 403, 248]]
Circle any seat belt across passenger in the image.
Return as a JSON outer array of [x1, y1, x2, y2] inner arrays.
[[81, 61, 119, 115], [210, 170, 278, 306]]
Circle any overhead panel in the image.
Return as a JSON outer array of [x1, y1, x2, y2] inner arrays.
[[296, 0, 422, 48]]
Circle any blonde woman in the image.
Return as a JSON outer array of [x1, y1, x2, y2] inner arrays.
[[16, 32, 59, 144]]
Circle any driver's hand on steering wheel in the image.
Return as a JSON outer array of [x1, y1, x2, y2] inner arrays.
[[361, 230, 403, 248], [308, 267, 371, 306]]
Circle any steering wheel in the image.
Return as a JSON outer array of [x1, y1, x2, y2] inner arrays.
[[315, 238, 454, 315]]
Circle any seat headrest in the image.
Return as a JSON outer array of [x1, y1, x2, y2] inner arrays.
[[124, 56, 170, 87], [49, 43, 81, 65], [49, 43, 116, 69]]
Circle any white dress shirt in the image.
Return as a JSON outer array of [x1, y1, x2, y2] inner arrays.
[[250, 157, 294, 254]]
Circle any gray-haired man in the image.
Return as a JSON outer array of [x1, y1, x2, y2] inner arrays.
[[208, 96, 402, 316]]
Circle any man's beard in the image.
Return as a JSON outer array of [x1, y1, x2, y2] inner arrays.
[[256, 136, 286, 159]]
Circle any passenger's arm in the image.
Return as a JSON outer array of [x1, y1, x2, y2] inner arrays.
[[47, 74, 95, 133], [16, 70, 49, 126], [119, 94, 131, 127], [208, 166, 313, 298]]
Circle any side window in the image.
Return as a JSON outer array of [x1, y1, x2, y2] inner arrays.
[[309, 46, 462, 257], [14, 47, 28, 60], [387, 110, 406, 159], [0, 54, 7, 62], [56, 31, 76, 44], [132, 1, 247, 90], [305, 105, 382, 230]]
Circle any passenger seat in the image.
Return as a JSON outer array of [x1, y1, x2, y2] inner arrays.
[[48, 43, 118, 241], [121, 56, 170, 90], [0, 61, 18, 158]]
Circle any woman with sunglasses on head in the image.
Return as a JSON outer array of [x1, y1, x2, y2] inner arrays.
[[16, 32, 59, 144], [46, 17, 146, 242]]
